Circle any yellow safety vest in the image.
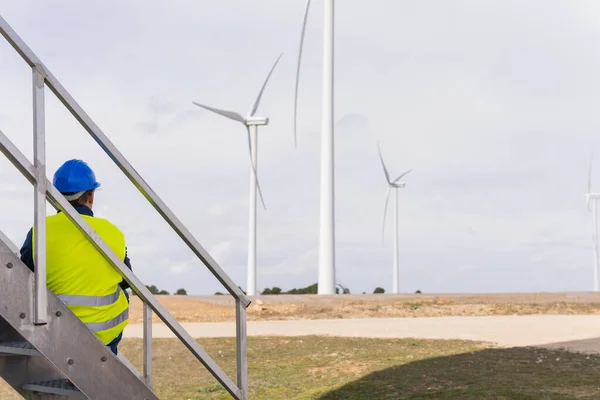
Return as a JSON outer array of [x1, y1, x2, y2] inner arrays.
[[33, 212, 129, 345]]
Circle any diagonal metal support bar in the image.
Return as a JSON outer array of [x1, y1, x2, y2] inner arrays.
[[0, 228, 19, 255], [0, 126, 245, 400], [0, 14, 249, 307]]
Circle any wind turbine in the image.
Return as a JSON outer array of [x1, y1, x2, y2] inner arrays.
[[586, 156, 600, 292], [294, 0, 337, 294], [378, 143, 411, 294], [192, 53, 283, 296]]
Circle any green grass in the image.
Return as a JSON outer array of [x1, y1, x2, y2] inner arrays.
[[2, 336, 599, 399], [118, 337, 600, 399]]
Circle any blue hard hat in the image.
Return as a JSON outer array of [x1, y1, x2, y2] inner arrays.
[[53, 159, 101, 193]]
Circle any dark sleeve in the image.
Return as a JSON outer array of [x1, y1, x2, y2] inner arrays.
[[19, 229, 34, 272], [119, 247, 132, 290]]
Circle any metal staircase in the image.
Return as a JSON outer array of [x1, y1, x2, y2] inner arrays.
[[0, 238, 155, 399], [0, 13, 251, 400]]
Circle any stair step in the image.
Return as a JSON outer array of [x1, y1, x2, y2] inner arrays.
[[0, 341, 40, 356], [22, 379, 86, 398]]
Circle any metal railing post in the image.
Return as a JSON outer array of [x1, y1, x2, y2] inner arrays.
[[236, 300, 248, 400], [32, 66, 47, 325], [143, 303, 153, 388]]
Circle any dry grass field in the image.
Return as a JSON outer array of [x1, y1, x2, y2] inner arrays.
[[128, 292, 600, 323]]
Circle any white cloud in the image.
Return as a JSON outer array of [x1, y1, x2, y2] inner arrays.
[[208, 241, 235, 265], [169, 259, 196, 275]]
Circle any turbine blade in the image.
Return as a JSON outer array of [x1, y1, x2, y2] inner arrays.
[[293, 0, 312, 149], [192, 102, 245, 123], [246, 126, 267, 210], [393, 169, 413, 183], [381, 187, 392, 245], [249, 53, 284, 117], [377, 142, 391, 184]]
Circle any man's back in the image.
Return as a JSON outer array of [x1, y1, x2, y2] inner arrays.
[[29, 210, 130, 345], [42, 212, 125, 299]]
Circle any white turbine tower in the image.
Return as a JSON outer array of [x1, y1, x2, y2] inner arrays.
[[294, 0, 337, 294], [586, 157, 600, 292], [378, 144, 411, 294], [192, 53, 283, 296]]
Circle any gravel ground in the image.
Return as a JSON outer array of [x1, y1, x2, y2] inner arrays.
[[124, 314, 600, 354]]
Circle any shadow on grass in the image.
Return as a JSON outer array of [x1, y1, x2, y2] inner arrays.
[[537, 336, 600, 355], [317, 346, 600, 400]]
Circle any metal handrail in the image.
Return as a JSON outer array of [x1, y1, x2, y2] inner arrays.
[[0, 228, 19, 255], [0, 14, 249, 400]]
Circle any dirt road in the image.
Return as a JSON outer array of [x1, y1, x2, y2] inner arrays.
[[124, 315, 600, 354]]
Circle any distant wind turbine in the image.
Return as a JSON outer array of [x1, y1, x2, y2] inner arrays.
[[378, 143, 411, 294], [586, 156, 600, 291], [295, 0, 337, 294], [192, 53, 283, 296]]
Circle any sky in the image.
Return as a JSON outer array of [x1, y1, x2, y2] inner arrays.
[[1, 0, 600, 295]]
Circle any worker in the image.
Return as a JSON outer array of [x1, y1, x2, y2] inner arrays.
[[19, 159, 131, 356]]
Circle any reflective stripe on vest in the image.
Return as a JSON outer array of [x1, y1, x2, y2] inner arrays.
[[85, 308, 129, 333], [57, 286, 122, 307]]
